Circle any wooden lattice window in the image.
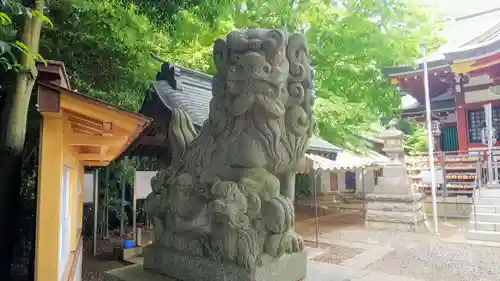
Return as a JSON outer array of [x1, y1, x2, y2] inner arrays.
[[468, 107, 500, 143]]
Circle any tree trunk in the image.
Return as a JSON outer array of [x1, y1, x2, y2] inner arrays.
[[0, 0, 44, 278], [28, 142, 40, 281]]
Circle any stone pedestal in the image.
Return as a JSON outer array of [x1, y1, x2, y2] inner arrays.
[[365, 192, 427, 231], [142, 245, 307, 281], [364, 127, 427, 232], [107, 260, 348, 281]]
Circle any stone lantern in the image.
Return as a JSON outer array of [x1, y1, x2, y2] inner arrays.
[[431, 120, 442, 151], [380, 126, 405, 164], [364, 126, 427, 232]]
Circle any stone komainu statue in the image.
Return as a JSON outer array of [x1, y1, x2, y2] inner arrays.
[[143, 29, 315, 281]]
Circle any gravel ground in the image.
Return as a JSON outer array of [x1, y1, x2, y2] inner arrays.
[[82, 238, 131, 281], [82, 227, 155, 281], [80, 217, 498, 281], [295, 206, 364, 239], [315, 220, 500, 281], [83, 254, 130, 281], [367, 241, 500, 281], [308, 242, 364, 264]]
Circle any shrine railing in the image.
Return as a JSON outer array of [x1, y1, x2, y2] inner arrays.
[[406, 150, 481, 198]]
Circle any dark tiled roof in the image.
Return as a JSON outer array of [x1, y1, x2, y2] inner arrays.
[[442, 8, 500, 52], [384, 59, 450, 76], [151, 63, 212, 127], [150, 63, 340, 154], [464, 22, 500, 46], [401, 90, 454, 111], [401, 93, 420, 110], [308, 136, 342, 153], [402, 99, 455, 115], [445, 37, 500, 61], [385, 7, 500, 76], [153, 80, 211, 126]]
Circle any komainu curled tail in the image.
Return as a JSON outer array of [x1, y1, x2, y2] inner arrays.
[[168, 108, 198, 163]]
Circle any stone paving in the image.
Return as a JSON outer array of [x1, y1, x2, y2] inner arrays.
[[105, 219, 500, 281], [307, 261, 423, 281], [303, 219, 500, 281]]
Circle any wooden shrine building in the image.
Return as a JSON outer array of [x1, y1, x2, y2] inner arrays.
[[390, 7, 500, 152], [124, 62, 341, 165], [34, 61, 151, 281]]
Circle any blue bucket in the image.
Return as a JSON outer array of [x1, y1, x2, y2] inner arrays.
[[123, 239, 136, 249]]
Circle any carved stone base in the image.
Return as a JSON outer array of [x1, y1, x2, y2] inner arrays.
[[364, 193, 428, 232], [143, 245, 307, 281]]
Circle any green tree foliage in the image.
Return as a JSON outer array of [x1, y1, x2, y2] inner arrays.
[[0, 1, 50, 71], [305, 0, 439, 149], [0, 0, 50, 278], [295, 174, 312, 198], [41, 0, 440, 149], [167, 0, 441, 149], [41, 0, 236, 110], [42, 0, 169, 109], [403, 121, 429, 153], [380, 116, 429, 153]]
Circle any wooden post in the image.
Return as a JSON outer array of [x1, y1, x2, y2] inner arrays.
[[137, 227, 142, 246], [132, 169, 137, 243], [440, 151, 448, 197], [104, 167, 109, 239], [313, 169, 319, 248], [92, 169, 99, 256], [120, 172, 125, 238], [120, 157, 128, 238], [35, 117, 63, 281]]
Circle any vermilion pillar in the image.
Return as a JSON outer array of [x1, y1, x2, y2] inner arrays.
[[455, 91, 469, 152]]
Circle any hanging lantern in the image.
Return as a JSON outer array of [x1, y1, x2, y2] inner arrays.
[[481, 127, 497, 145], [431, 120, 441, 137]]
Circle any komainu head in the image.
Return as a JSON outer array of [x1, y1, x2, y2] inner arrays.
[[211, 29, 289, 123], [209, 29, 315, 172]]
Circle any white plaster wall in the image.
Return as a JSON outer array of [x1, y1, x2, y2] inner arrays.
[[464, 88, 500, 104], [135, 171, 157, 200], [329, 172, 338, 192], [84, 171, 158, 202], [362, 168, 376, 194], [337, 171, 346, 193], [83, 173, 94, 204], [355, 168, 363, 192], [467, 75, 493, 87], [439, 112, 457, 124], [463, 75, 498, 104], [320, 170, 330, 193]]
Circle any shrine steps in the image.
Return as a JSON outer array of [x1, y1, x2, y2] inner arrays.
[[467, 189, 500, 242]]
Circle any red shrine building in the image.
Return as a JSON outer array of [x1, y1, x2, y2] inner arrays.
[[389, 7, 500, 153]]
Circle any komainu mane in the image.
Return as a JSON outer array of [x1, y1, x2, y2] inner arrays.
[[144, 29, 315, 281]]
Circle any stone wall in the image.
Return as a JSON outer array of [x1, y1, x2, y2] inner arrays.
[[423, 197, 472, 219]]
